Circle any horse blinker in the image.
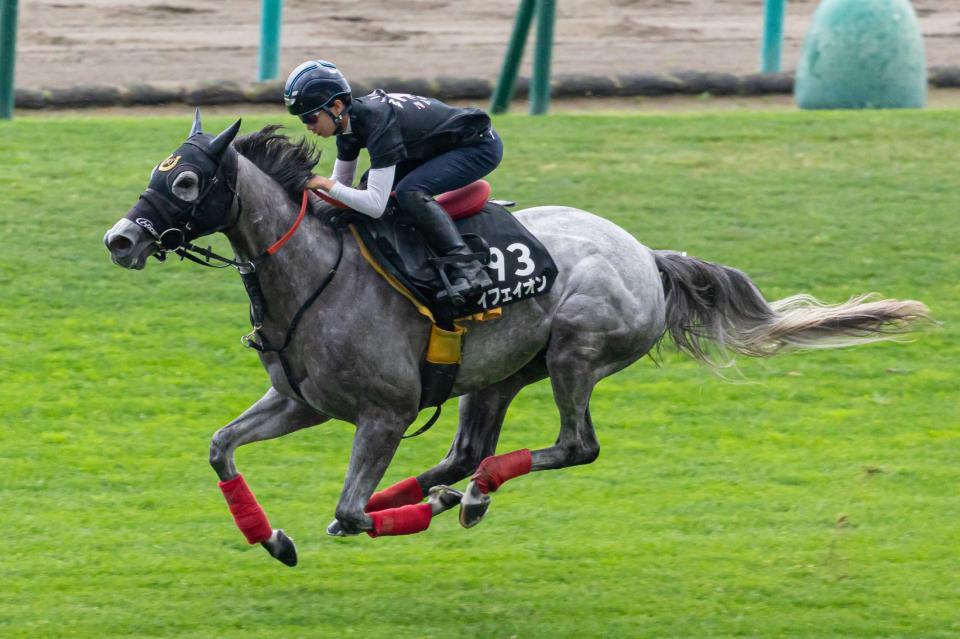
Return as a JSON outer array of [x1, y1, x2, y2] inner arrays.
[[124, 116, 242, 250]]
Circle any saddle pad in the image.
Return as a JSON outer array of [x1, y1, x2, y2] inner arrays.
[[348, 201, 558, 326]]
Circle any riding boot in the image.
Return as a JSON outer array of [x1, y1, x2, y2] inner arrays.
[[402, 192, 493, 304]]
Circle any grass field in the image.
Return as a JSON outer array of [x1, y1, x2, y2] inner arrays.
[[1, 109, 957, 638]]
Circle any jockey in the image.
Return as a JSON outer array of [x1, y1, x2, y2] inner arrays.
[[284, 59, 498, 302]]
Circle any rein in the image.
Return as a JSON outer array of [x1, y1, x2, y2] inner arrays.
[[163, 189, 310, 270], [166, 184, 439, 437], [237, 191, 345, 406], [168, 188, 345, 405]]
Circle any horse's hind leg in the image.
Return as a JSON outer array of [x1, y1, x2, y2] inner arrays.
[[325, 358, 546, 536], [415, 357, 547, 510], [460, 260, 660, 527], [460, 352, 602, 527], [210, 387, 329, 566]]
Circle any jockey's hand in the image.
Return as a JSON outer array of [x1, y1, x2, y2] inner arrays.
[[306, 175, 335, 192]]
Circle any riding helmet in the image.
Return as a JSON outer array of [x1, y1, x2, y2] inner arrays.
[[283, 60, 352, 118]]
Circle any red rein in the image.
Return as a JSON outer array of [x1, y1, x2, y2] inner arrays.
[[265, 190, 309, 256], [314, 189, 349, 210]]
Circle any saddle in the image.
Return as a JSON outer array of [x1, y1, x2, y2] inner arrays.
[[338, 180, 558, 327], [322, 180, 558, 421]]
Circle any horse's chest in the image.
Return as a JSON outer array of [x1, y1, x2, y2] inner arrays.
[[260, 342, 417, 422]]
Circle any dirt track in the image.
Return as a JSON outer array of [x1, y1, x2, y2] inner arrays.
[[14, 0, 960, 90]]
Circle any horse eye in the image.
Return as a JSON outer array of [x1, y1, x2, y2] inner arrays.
[[172, 171, 201, 201]]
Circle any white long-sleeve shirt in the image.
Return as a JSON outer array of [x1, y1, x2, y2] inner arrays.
[[327, 158, 396, 219]]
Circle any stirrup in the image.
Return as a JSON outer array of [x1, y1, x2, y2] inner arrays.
[[429, 250, 489, 306], [435, 268, 470, 306], [429, 251, 487, 267]]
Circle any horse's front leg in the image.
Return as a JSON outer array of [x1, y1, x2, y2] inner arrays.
[[210, 386, 328, 566], [332, 409, 434, 538]]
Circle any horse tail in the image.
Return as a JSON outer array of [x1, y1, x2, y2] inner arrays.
[[652, 250, 930, 369]]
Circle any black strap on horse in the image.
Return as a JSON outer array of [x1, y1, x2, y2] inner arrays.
[[172, 188, 442, 437], [403, 406, 443, 439], [165, 188, 346, 407], [234, 192, 346, 406], [240, 222, 345, 404], [240, 216, 443, 439]]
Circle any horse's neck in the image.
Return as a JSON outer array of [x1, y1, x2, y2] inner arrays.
[[226, 156, 328, 258], [225, 156, 344, 320]]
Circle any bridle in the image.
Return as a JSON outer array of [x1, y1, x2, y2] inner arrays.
[[132, 141, 245, 269], [134, 146, 346, 405], [129, 135, 440, 436]]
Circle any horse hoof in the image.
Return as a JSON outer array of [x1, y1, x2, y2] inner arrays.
[[326, 518, 359, 537], [459, 480, 491, 529], [262, 529, 298, 567], [427, 484, 463, 513]]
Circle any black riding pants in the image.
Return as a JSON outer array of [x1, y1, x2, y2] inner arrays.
[[393, 129, 503, 204]]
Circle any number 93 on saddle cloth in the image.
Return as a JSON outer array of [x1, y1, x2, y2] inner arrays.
[[341, 182, 559, 417], [344, 183, 558, 329]]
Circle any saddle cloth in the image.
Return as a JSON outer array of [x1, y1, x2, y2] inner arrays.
[[345, 198, 558, 328]]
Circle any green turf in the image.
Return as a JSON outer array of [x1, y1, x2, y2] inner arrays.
[[0, 109, 957, 638]]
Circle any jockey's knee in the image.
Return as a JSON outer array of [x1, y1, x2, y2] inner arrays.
[[395, 187, 430, 212]]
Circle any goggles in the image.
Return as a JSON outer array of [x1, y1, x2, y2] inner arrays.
[[299, 110, 321, 126]]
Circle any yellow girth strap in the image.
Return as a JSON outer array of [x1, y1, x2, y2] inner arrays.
[[427, 324, 465, 365], [349, 223, 502, 413]]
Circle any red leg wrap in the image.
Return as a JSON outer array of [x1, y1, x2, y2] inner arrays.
[[218, 474, 273, 544], [364, 476, 424, 513], [367, 503, 433, 538], [473, 449, 533, 494]]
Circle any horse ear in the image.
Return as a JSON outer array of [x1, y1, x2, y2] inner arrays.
[[189, 108, 203, 137], [209, 119, 242, 158]]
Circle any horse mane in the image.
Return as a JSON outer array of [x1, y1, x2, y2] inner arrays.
[[232, 125, 321, 203]]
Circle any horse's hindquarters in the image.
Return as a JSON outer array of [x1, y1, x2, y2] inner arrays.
[[454, 206, 667, 391]]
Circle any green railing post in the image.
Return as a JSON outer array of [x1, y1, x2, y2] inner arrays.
[[529, 0, 555, 115], [490, 0, 537, 114], [760, 0, 787, 73], [0, 0, 20, 120], [257, 0, 283, 82]]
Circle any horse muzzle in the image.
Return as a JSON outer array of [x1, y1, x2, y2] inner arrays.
[[104, 218, 157, 270]]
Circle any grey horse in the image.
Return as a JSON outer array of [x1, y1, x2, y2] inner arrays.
[[103, 115, 928, 566]]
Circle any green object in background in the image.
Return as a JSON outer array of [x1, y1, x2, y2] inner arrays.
[[761, 0, 787, 73], [257, 0, 282, 81], [490, 0, 537, 114], [529, 0, 556, 115], [491, 0, 555, 115], [0, 0, 20, 120], [795, 0, 927, 109]]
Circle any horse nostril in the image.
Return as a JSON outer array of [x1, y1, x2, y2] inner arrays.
[[109, 235, 133, 253]]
